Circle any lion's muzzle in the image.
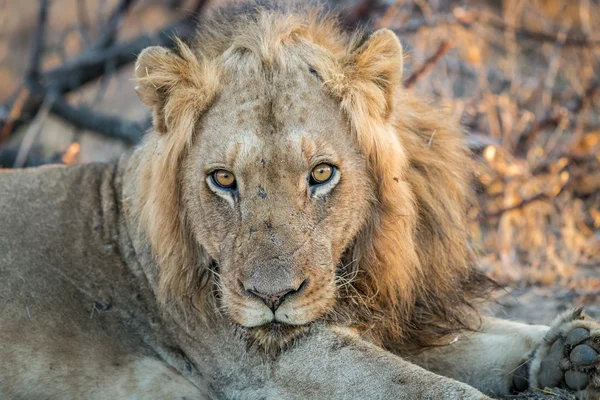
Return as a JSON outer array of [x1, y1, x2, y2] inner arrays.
[[245, 279, 307, 312]]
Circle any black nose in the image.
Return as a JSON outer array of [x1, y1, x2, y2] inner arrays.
[[246, 280, 306, 312]]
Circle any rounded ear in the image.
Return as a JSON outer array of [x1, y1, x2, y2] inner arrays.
[[134, 41, 216, 134], [134, 41, 218, 312], [135, 46, 181, 134], [352, 28, 403, 83], [134, 46, 174, 108], [346, 28, 403, 120]]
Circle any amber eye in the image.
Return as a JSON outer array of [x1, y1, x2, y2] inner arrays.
[[310, 163, 334, 185], [211, 169, 236, 189]]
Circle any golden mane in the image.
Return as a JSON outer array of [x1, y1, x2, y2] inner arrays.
[[134, 1, 489, 348]]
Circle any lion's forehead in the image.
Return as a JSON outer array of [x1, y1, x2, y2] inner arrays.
[[199, 61, 350, 175]]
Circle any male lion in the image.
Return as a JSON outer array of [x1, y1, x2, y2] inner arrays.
[[1, 2, 599, 399]]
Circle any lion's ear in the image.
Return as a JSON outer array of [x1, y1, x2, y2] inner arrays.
[[135, 42, 213, 134], [135, 47, 172, 106], [344, 28, 403, 120]]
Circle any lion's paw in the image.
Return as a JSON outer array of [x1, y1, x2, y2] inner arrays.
[[530, 308, 600, 399]]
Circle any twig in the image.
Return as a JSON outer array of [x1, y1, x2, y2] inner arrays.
[[0, 0, 209, 145], [514, 111, 565, 152], [0, 17, 198, 143], [45, 18, 196, 93], [392, 11, 600, 47], [0, 88, 31, 145], [482, 10, 600, 47], [392, 14, 464, 35], [465, 133, 500, 152], [341, 0, 381, 30], [477, 183, 567, 222], [477, 193, 548, 221], [403, 40, 451, 88], [13, 94, 55, 168], [93, 0, 137, 50], [26, 0, 50, 83], [579, 0, 592, 37], [91, 60, 116, 106], [515, 79, 600, 154], [75, 0, 92, 45], [570, 79, 600, 114], [0, 145, 63, 167], [540, 22, 571, 112], [377, 0, 404, 28], [50, 97, 148, 144]]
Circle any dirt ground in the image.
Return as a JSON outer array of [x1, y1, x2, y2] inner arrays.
[[0, 0, 599, 397]]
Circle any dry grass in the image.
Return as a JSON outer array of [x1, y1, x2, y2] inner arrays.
[[380, 0, 599, 309]]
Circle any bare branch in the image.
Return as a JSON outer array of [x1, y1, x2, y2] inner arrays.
[[13, 94, 55, 168], [26, 0, 50, 83], [75, 0, 92, 45], [403, 40, 451, 88], [340, 0, 382, 30], [476, 192, 549, 222], [50, 97, 149, 144], [515, 79, 600, 154], [476, 177, 575, 222], [93, 0, 137, 50], [45, 18, 196, 93], [0, 17, 198, 142], [392, 11, 600, 47], [0, 88, 31, 147]]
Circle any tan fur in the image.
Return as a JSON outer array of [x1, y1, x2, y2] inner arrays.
[[2, 2, 599, 399], [133, 1, 487, 351], [134, 41, 219, 310]]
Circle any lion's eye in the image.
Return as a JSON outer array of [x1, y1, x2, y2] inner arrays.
[[211, 170, 236, 189], [310, 163, 334, 185]]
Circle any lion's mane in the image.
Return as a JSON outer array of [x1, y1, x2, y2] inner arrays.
[[134, 1, 490, 351]]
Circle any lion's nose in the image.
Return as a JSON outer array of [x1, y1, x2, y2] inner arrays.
[[246, 280, 307, 312]]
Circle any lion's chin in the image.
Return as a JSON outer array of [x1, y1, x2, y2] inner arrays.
[[244, 322, 312, 355]]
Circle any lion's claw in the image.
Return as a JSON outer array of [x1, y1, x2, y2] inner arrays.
[[531, 309, 600, 399]]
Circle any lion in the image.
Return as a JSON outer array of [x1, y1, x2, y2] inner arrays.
[[1, 2, 599, 399]]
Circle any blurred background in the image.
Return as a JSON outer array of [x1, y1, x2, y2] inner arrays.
[[0, 0, 598, 323]]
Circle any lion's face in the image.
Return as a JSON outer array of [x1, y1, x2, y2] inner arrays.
[[181, 61, 373, 329], [134, 19, 408, 342], [136, 13, 480, 350]]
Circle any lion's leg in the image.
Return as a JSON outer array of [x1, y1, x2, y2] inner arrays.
[[250, 325, 490, 400], [408, 316, 549, 396], [0, 316, 209, 400], [410, 311, 600, 399]]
